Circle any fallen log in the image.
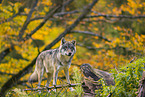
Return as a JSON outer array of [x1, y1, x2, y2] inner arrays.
[[80, 63, 115, 96]]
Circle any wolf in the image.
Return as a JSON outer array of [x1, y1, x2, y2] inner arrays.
[[28, 38, 76, 89]]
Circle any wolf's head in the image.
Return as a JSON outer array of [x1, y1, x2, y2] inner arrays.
[[59, 38, 76, 56]]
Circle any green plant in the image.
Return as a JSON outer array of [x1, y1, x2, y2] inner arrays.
[[96, 57, 145, 97], [73, 67, 83, 97]]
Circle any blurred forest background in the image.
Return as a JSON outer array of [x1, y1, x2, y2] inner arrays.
[[0, 0, 145, 96]]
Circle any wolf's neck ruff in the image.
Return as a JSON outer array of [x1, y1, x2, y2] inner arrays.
[[57, 50, 73, 66]]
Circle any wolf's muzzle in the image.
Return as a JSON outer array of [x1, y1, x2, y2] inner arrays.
[[68, 52, 72, 56]]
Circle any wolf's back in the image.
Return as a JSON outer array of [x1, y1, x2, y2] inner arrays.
[[28, 70, 38, 83]]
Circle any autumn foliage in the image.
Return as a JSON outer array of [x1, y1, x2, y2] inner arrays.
[[0, 0, 145, 96]]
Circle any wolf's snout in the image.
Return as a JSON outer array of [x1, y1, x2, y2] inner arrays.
[[68, 52, 72, 56]]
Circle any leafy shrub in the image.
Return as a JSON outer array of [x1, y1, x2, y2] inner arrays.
[[96, 57, 145, 97]]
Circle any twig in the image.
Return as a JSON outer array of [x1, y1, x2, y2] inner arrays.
[[0, 71, 15, 75], [0, 45, 14, 64], [21, 83, 32, 88], [129, 57, 136, 63], [29, 16, 44, 21], [107, 88, 115, 97], [0, 13, 20, 24], [23, 83, 81, 91]]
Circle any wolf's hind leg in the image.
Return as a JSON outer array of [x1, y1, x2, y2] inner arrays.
[[45, 72, 53, 87], [64, 68, 70, 84], [37, 65, 44, 88]]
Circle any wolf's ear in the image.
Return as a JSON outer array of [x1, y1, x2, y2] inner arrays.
[[61, 37, 66, 45], [71, 40, 76, 46]]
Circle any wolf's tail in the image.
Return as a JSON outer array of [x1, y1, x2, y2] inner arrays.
[[28, 70, 38, 83]]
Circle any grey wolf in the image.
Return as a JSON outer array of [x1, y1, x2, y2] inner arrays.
[[28, 38, 76, 89]]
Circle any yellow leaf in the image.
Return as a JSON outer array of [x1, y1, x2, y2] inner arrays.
[[94, 28, 98, 31], [107, 50, 116, 57], [113, 38, 120, 44]]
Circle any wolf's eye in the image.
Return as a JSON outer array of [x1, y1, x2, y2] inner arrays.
[[71, 47, 74, 50]]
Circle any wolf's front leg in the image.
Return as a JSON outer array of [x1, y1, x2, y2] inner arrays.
[[64, 68, 70, 84], [53, 70, 59, 86], [64, 68, 75, 91]]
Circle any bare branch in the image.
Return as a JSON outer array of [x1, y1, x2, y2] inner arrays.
[[83, 18, 118, 23], [18, 0, 38, 39], [0, 45, 14, 64], [70, 30, 111, 42], [29, 16, 44, 21], [29, 10, 80, 22], [77, 43, 103, 50], [86, 14, 145, 19], [54, 10, 79, 16], [24, 83, 81, 91]]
